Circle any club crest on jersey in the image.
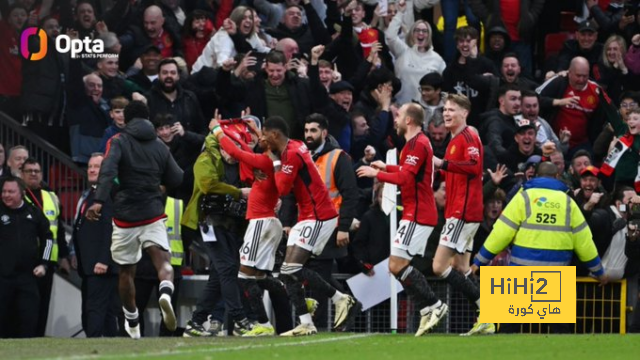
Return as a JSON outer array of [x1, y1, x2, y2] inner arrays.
[[450, 145, 456, 154], [405, 155, 419, 166], [282, 164, 294, 174]]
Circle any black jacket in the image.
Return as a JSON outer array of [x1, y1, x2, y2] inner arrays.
[[556, 40, 603, 74], [118, 24, 183, 71], [443, 56, 496, 128], [145, 82, 207, 134], [350, 206, 390, 272], [265, 3, 331, 55], [480, 108, 518, 161], [217, 68, 313, 140], [94, 118, 184, 223], [0, 202, 53, 277], [72, 188, 117, 277]]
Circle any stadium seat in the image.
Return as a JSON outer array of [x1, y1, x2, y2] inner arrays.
[[559, 12, 578, 32], [544, 32, 574, 60]]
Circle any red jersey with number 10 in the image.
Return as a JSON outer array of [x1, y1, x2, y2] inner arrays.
[[377, 132, 438, 226], [443, 126, 483, 222], [274, 140, 338, 221]]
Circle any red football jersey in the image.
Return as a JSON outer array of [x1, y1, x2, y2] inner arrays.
[[275, 140, 338, 221], [377, 132, 438, 226], [553, 81, 600, 148], [442, 126, 483, 222], [219, 136, 278, 219]]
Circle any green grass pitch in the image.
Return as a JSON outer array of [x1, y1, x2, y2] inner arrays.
[[1, 333, 638, 360]]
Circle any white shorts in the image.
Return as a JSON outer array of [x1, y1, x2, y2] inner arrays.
[[111, 218, 171, 265], [287, 217, 338, 256], [391, 220, 434, 260], [240, 217, 283, 271], [439, 218, 480, 254]]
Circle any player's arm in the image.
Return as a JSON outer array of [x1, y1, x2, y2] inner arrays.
[[441, 141, 482, 176], [377, 143, 426, 185], [473, 193, 524, 267], [386, 164, 400, 173], [94, 136, 122, 204], [219, 135, 272, 172], [273, 151, 300, 196], [570, 199, 605, 276]]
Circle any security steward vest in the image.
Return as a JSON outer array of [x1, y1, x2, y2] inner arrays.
[[315, 149, 343, 212], [165, 197, 184, 266], [26, 190, 60, 262]]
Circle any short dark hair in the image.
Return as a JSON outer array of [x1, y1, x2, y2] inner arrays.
[[571, 149, 592, 163], [498, 83, 522, 98], [305, 113, 329, 130], [158, 58, 179, 73], [454, 26, 479, 41], [364, 68, 394, 93], [266, 50, 287, 66], [263, 116, 290, 137], [419, 72, 443, 89], [1, 176, 27, 194], [124, 101, 150, 123], [20, 158, 40, 170], [613, 185, 635, 203], [152, 113, 176, 128], [521, 90, 539, 101], [502, 52, 520, 62]]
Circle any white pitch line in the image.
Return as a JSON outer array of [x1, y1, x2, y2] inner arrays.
[[38, 333, 375, 360]]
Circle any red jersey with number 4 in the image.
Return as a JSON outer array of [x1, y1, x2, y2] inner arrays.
[[377, 132, 438, 226], [275, 140, 338, 221], [443, 126, 483, 222]]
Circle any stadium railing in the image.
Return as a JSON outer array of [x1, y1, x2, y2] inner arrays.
[[0, 112, 87, 227], [318, 275, 630, 334]]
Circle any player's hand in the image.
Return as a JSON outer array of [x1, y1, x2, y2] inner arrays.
[[33, 265, 46, 278], [336, 231, 350, 247], [356, 166, 379, 178], [487, 164, 508, 186], [240, 188, 251, 199], [86, 203, 103, 221], [94, 262, 108, 275], [209, 109, 223, 132], [370, 160, 386, 171]]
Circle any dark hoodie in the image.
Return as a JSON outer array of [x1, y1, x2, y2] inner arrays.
[[94, 118, 184, 224], [484, 26, 511, 72]]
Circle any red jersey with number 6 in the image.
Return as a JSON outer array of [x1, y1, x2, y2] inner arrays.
[[377, 132, 438, 226], [274, 140, 338, 221], [443, 126, 483, 222]]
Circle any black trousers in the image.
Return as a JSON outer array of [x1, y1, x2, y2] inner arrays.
[[35, 270, 53, 336], [0, 273, 40, 338], [81, 275, 119, 337]]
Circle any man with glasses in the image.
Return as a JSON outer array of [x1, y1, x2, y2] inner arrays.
[[21, 158, 69, 336]]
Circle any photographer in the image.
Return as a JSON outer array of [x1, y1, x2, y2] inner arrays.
[[181, 126, 254, 337], [584, 185, 640, 331]]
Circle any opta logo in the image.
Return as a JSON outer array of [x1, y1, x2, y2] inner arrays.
[[20, 27, 47, 61], [21, 27, 105, 61]]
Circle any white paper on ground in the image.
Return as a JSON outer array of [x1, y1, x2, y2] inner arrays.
[[200, 224, 217, 242], [346, 258, 404, 311]]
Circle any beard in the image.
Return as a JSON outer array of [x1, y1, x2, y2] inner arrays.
[[161, 80, 176, 93], [305, 137, 322, 151]]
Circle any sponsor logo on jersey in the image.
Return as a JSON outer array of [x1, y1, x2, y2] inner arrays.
[[282, 164, 294, 174], [468, 147, 480, 156], [405, 155, 419, 166]]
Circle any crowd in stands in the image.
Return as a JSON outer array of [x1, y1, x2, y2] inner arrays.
[[2, 0, 640, 337]]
